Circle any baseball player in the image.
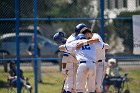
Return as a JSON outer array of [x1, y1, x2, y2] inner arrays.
[[59, 33, 104, 93], [53, 23, 85, 93], [76, 27, 109, 93], [53, 32, 76, 93]]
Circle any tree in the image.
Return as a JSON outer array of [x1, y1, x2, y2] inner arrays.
[[115, 11, 140, 53], [0, 0, 15, 34]]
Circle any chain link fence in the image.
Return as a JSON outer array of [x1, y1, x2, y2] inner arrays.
[[0, 0, 140, 93]]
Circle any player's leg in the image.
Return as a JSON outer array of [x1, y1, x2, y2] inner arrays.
[[96, 63, 104, 93], [76, 63, 88, 93], [96, 66, 103, 92], [63, 77, 68, 93], [86, 62, 96, 93], [62, 56, 76, 93], [64, 69, 74, 93], [61, 56, 69, 93]]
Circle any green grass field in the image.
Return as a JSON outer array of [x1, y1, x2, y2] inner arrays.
[[0, 66, 140, 93]]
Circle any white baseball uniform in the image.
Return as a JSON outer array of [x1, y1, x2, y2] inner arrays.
[[64, 39, 104, 93], [92, 33, 109, 92], [62, 33, 77, 92]]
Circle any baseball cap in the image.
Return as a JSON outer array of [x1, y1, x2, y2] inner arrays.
[[53, 32, 64, 40], [53, 32, 66, 44], [76, 34, 86, 40], [75, 23, 88, 33]]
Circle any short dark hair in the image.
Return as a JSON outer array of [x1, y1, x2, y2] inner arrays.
[[82, 29, 92, 34], [9, 62, 15, 69]]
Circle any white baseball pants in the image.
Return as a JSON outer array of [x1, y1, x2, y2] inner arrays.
[[76, 61, 96, 93], [96, 60, 107, 92]]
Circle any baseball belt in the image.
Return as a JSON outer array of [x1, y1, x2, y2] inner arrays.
[[79, 61, 95, 64], [97, 60, 102, 62]]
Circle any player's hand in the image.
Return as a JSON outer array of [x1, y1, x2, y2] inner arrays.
[[61, 68, 68, 75], [59, 45, 65, 51], [76, 42, 84, 50]]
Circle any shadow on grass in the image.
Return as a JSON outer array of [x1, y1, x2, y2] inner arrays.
[[39, 81, 56, 86], [0, 80, 7, 88]]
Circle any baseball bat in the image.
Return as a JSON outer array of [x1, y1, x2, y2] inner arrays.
[[61, 79, 65, 93], [61, 74, 68, 93]]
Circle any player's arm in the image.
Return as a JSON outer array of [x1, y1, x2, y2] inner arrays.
[[93, 33, 110, 49], [59, 45, 65, 52], [76, 38, 99, 49], [59, 41, 76, 52], [59, 44, 72, 52], [87, 38, 100, 44]]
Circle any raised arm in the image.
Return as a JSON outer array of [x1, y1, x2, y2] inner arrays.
[[59, 41, 77, 52], [76, 38, 99, 49], [59, 45, 66, 52]]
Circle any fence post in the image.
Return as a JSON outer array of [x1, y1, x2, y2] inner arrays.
[[33, 0, 38, 93], [15, 0, 21, 93], [100, 0, 106, 92], [100, 0, 105, 41]]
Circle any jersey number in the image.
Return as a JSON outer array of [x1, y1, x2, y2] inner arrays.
[[82, 44, 90, 50]]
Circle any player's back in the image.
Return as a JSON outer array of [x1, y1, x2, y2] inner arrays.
[[66, 33, 76, 44], [64, 33, 77, 69], [92, 33, 106, 61], [69, 39, 102, 61]]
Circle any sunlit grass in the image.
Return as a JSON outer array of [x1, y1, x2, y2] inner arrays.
[[0, 66, 140, 93]]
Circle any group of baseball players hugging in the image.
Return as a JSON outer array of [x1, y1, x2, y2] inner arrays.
[[53, 23, 110, 93]]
